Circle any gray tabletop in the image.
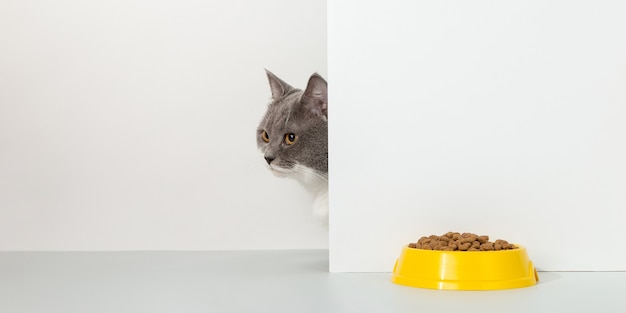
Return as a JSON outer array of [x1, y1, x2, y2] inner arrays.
[[1, 250, 624, 313]]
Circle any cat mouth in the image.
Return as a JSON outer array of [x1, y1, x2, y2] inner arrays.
[[269, 164, 294, 177]]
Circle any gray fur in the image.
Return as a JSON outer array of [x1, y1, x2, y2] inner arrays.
[[257, 71, 328, 177]]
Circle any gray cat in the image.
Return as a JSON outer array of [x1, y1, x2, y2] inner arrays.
[[257, 70, 328, 222]]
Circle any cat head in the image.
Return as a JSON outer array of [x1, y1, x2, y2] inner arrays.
[[257, 70, 328, 181]]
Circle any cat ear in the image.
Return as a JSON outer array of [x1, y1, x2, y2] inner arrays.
[[265, 69, 294, 100], [302, 73, 328, 120]]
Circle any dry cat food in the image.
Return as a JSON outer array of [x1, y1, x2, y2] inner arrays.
[[408, 232, 517, 251]]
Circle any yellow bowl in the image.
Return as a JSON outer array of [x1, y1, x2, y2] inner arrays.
[[391, 245, 538, 290]]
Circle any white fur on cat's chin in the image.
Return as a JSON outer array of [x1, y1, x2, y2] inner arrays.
[[268, 164, 293, 177], [269, 163, 328, 224]]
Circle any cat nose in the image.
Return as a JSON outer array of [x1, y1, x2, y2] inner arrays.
[[264, 156, 275, 165]]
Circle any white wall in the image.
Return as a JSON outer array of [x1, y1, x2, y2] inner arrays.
[[329, 0, 626, 272], [0, 0, 327, 250]]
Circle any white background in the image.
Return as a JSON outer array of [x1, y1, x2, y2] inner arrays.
[[329, 0, 626, 272], [0, 0, 328, 250]]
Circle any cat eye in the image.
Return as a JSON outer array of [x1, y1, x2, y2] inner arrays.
[[261, 130, 270, 143], [284, 133, 297, 145]]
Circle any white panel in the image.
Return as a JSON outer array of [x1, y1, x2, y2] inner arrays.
[[329, 0, 626, 271]]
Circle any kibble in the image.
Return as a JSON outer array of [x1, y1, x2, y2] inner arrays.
[[410, 232, 517, 251]]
